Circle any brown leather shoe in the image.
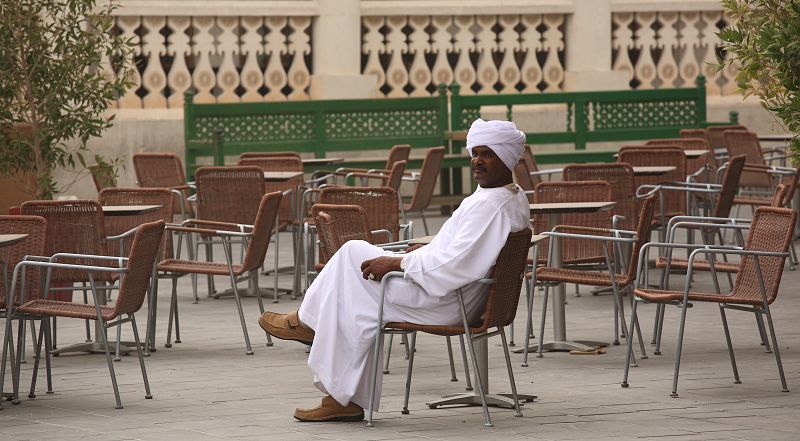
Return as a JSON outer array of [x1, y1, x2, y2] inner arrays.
[[258, 311, 314, 345], [293, 395, 364, 422]]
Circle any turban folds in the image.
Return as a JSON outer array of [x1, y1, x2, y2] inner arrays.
[[465, 118, 526, 172]]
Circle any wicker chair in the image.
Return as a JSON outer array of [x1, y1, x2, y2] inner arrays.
[[532, 181, 614, 266], [403, 146, 445, 235], [132, 152, 194, 219], [340, 160, 408, 193], [193, 166, 266, 299], [20, 200, 119, 353], [2, 220, 165, 409], [156, 192, 282, 355], [332, 144, 411, 181], [563, 163, 636, 230], [366, 228, 532, 428], [622, 206, 797, 397], [524, 195, 656, 363], [618, 146, 687, 238], [723, 130, 775, 190], [88, 165, 117, 193], [679, 128, 709, 143], [646, 137, 716, 176], [98, 187, 177, 354], [0, 215, 47, 406], [521, 145, 562, 188], [706, 124, 747, 150]]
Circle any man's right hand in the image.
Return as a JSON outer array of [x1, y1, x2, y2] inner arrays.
[[406, 244, 425, 252]]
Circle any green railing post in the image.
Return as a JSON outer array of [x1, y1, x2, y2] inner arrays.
[[695, 75, 707, 125], [574, 97, 587, 150], [729, 110, 739, 124], [314, 109, 325, 159], [183, 90, 195, 178], [212, 129, 224, 166]]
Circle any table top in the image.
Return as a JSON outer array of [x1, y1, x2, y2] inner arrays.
[[632, 166, 676, 176], [684, 149, 708, 158], [758, 135, 792, 142], [263, 171, 304, 181], [0, 234, 28, 247], [302, 157, 344, 166], [102, 205, 162, 216], [530, 201, 616, 214]]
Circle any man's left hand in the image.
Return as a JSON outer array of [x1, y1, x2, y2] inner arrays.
[[360, 256, 403, 281]]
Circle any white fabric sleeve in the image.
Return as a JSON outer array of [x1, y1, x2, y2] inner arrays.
[[400, 202, 511, 297]]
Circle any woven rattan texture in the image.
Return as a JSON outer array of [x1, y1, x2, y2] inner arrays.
[[99, 188, 174, 260], [646, 137, 715, 175], [724, 130, 773, 188], [17, 300, 116, 320], [88, 165, 117, 193], [112, 220, 164, 316], [405, 147, 445, 212], [618, 147, 686, 220], [0, 216, 47, 307], [333, 144, 411, 177], [679, 128, 709, 143], [714, 155, 746, 218], [237, 156, 303, 224], [240, 192, 282, 271], [533, 180, 613, 264], [386, 160, 407, 192], [133, 152, 193, 217], [319, 187, 399, 243], [521, 145, 542, 187], [20, 200, 115, 284], [513, 157, 536, 203], [655, 257, 739, 273], [386, 228, 532, 335], [563, 163, 636, 230], [195, 166, 265, 226], [313, 204, 372, 263], [707, 125, 746, 149]]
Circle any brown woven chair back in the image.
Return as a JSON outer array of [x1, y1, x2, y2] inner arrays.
[[88, 165, 117, 193], [513, 158, 536, 202], [237, 156, 303, 224], [475, 228, 532, 330], [20, 200, 115, 283], [195, 166, 266, 226], [646, 137, 715, 174], [776, 169, 799, 207], [618, 146, 687, 218], [319, 186, 400, 243], [724, 130, 773, 189], [98, 188, 175, 260], [406, 147, 445, 212], [623, 194, 657, 285], [0, 215, 47, 307], [521, 145, 541, 186], [563, 162, 636, 230], [240, 192, 283, 271], [680, 128, 709, 143], [533, 180, 613, 264], [112, 220, 165, 316], [132, 152, 192, 216], [714, 155, 746, 218], [771, 184, 787, 207], [707, 124, 747, 149], [731, 207, 796, 305], [312, 204, 373, 263], [240, 151, 301, 160], [386, 144, 412, 169], [386, 160, 407, 192]]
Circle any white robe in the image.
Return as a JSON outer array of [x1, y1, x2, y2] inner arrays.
[[298, 184, 530, 409]]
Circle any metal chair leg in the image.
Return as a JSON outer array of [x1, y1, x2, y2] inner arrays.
[[401, 332, 417, 414], [537, 285, 549, 358], [754, 311, 771, 352], [763, 304, 789, 392], [670, 300, 691, 398], [458, 335, 472, 391], [458, 302, 492, 427], [718, 306, 741, 384], [445, 336, 458, 381], [130, 314, 153, 399], [383, 334, 393, 374], [621, 299, 639, 388], [165, 278, 177, 348], [498, 327, 522, 417], [252, 271, 272, 347], [28, 319, 45, 399]]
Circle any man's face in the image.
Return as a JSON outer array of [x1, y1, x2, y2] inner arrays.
[[471, 145, 511, 188]]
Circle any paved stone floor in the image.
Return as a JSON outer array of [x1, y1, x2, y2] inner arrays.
[[2, 215, 800, 440]]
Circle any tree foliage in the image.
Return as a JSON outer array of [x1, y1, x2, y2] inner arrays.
[[719, 0, 800, 160], [0, 0, 133, 199]]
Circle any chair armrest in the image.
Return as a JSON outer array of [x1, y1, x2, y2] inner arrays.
[[166, 225, 255, 238], [47, 253, 129, 265], [371, 229, 393, 242], [13, 259, 130, 274], [106, 226, 139, 242], [544, 230, 636, 244], [553, 224, 636, 237], [530, 168, 563, 177], [179, 219, 253, 231]]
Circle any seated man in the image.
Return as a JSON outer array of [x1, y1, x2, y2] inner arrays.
[[259, 118, 530, 422]]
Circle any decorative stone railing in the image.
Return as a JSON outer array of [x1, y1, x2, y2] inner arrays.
[[111, 0, 735, 108]]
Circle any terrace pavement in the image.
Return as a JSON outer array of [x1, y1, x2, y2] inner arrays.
[[1, 213, 799, 440]]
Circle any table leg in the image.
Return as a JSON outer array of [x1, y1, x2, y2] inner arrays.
[[516, 212, 608, 354], [426, 336, 535, 409]]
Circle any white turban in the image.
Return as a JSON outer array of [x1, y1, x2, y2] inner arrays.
[[465, 118, 526, 172]]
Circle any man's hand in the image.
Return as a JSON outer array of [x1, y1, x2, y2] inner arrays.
[[407, 244, 425, 252], [360, 256, 403, 281]]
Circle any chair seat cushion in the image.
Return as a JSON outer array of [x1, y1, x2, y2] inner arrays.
[[16, 300, 116, 320], [633, 288, 762, 306], [158, 259, 244, 276], [655, 257, 739, 273]]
